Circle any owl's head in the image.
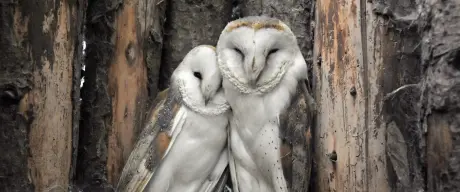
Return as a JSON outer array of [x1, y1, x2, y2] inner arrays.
[[171, 45, 222, 105], [217, 16, 306, 92]]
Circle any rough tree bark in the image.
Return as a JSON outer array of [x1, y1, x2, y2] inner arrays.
[[422, 0, 460, 191], [312, 0, 423, 191], [0, 0, 84, 191], [158, 0, 233, 90], [77, 0, 167, 190]]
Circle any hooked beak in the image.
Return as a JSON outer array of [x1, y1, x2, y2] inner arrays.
[[204, 94, 210, 105], [203, 87, 214, 105], [245, 57, 264, 88]]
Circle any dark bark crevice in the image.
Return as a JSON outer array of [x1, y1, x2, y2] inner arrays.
[[70, 0, 87, 186], [144, 0, 168, 107], [376, 1, 425, 190], [77, 0, 120, 190], [421, 0, 460, 191]]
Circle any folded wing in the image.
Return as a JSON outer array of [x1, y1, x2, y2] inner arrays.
[[279, 80, 316, 191], [116, 88, 184, 192], [116, 88, 229, 192]]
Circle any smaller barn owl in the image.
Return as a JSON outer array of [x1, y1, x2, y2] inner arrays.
[[116, 45, 231, 192], [217, 16, 315, 192]]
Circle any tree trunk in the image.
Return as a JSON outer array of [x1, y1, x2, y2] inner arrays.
[[77, 0, 167, 190], [312, 0, 423, 191], [0, 0, 84, 191], [157, 0, 233, 90], [422, 0, 460, 191]]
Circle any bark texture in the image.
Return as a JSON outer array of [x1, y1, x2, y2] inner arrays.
[[77, 0, 167, 190], [158, 0, 233, 90], [312, 0, 423, 191], [0, 0, 84, 191], [422, 0, 460, 191]]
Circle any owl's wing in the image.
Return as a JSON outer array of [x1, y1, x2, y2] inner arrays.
[[279, 80, 315, 191], [116, 88, 184, 192]]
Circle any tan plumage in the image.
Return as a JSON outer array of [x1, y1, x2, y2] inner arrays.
[[116, 88, 179, 192]]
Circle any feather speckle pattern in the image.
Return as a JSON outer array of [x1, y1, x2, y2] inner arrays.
[[217, 16, 315, 192]]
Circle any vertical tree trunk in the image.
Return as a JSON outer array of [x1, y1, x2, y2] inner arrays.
[[158, 0, 233, 90], [312, 0, 423, 191], [0, 0, 84, 191], [77, 0, 167, 190], [237, 1, 316, 191], [422, 0, 460, 191]]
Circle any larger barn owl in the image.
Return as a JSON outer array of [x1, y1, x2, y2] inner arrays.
[[116, 45, 231, 192], [216, 16, 315, 192]]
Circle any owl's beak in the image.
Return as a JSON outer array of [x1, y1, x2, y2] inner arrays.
[[246, 57, 263, 88], [249, 77, 257, 88], [203, 87, 215, 105], [204, 94, 210, 105]]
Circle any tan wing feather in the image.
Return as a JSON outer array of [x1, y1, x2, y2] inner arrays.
[[116, 88, 183, 192], [279, 80, 315, 191]]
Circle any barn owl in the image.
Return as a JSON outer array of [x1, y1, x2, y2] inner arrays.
[[116, 45, 231, 192], [216, 16, 315, 192]]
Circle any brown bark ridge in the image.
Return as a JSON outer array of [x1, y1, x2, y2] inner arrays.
[[157, 0, 233, 90], [422, 0, 460, 191], [237, 1, 316, 191], [0, 0, 84, 191], [312, 0, 423, 191], [77, 0, 167, 190]]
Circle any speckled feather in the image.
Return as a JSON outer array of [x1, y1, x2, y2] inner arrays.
[[278, 81, 314, 191], [116, 88, 178, 192], [217, 16, 315, 192]]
